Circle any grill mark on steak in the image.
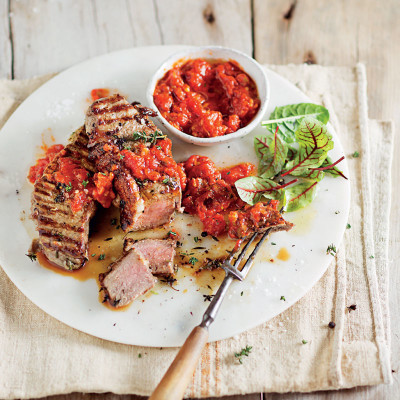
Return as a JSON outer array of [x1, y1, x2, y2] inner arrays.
[[37, 215, 86, 233], [86, 94, 159, 146], [31, 126, 97, 270]]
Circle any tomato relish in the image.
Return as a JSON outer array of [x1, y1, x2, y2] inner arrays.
[[28, 146, 116, 213], [121, 138, 186, 190], [90, 88, 110, 101], [153, 58, 260, 138], [182, 155, 256, 236], [28, 144, 64, 183]]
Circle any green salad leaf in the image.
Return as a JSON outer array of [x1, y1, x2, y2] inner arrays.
[[234, 176, 294, 206], [256, 128, 288, 178], [234, 176, 282, 205], [285, 181, 318, 212], [282, 117, 333, 177], [262, 103, 330, 143], [234, 102, 346, 213]]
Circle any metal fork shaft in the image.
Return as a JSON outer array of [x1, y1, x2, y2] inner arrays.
[[200, 273, 233, 329]]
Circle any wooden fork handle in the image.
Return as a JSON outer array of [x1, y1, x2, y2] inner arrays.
[[149, 325, 209, 400]]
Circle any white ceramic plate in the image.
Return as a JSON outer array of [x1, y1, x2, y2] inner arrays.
[[0, 45, 350, 347]]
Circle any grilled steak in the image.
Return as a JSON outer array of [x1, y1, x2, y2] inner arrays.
[[124, 238, 176, 275], [31, 127, 96, 270], [85, 94, 158, 147], [227, 200, 293, 239], [84, 94, 182, 233], [99, 248, 155, 307], [113, 168, 144, 229], [127, 180, 181, 231]]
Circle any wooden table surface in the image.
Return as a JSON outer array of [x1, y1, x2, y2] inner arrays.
[[1, 1, 398, 399]]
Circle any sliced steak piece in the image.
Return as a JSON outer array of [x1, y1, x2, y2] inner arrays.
[[99, 249, 155, 307], [227, 200, 293, 240], [126, 180, 181, 232], [124, 238, 176, 275], [31, 127, 97, 270]]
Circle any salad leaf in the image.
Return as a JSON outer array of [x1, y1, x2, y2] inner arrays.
[[314, 156, 348, 180], [235, 176, 295, 206], [295, 169, 325, 182], [236, 102, 346, 214], [256, 128, 288, 178], [254, 135, 270, 160], [262, 103, 329, 143], [282, 117, 333, 177], [235, 176, 281, 205], [285, 180, 318, 212]]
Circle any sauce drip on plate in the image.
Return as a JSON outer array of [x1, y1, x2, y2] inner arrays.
[[277, 247, 290, 261]]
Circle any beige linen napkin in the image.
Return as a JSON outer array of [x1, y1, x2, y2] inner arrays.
[[0, 63, 393, 399]]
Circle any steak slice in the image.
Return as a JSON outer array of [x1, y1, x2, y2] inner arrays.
[[31, 127, 96, 270], [227, 200, 293, 239], [124, 180, 181, 232], [99, 248, 155, 307], [124, 238, 176, 276], [84, 94, 182, 233]]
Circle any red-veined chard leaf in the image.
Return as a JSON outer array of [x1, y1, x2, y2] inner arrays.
[[262, 103, 330, 143], [255, 128, 288, 178], [296, 169, 325, 182], [285, 180, 319, 212], [235, 176, 296, 206], [254, 135, 270, 160], [312, 156, 348, 180], [281, 117, 334, 177]]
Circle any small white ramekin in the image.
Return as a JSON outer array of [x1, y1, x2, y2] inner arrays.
[[146, 46, 270, 146]]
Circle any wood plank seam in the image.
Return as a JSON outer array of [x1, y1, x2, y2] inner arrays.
[[250, 0, 255, 58], [7, 0, 14, 79], [153, 0, 165, 44]]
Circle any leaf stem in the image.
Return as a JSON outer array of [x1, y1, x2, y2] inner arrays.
[[310, 156, 345, 171]]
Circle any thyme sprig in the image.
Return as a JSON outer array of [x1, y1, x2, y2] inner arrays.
[[234, 345, 252, 364], [131, 130, 166, 144]]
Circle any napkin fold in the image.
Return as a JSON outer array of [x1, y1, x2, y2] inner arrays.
[[0, 63, 394, 399]]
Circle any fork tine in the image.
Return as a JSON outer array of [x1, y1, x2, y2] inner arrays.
[[226, 232, 258, 265], [238, 228, 272, 278], [222, 228, 272, 281]]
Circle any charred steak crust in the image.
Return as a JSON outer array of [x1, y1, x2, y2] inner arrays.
[[99, 248, 155, 307], [31, 126, 96, 270], [124, 238, 176, 276], [85, 94, 158, 147]]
